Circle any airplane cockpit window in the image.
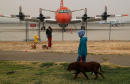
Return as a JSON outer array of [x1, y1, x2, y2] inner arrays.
[[58, 10, 70, 13]]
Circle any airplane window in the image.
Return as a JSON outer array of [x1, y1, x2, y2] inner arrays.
[[58, 10, 64, 13], [58, 10, 69, 13]]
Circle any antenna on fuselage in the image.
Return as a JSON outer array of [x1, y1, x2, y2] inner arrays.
[[60, 0, 64, 8]]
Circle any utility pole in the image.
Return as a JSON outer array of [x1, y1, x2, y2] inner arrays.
[[25, 21, 29, 42], [109, 21, 112, 40], [38, 21, 41, 41]]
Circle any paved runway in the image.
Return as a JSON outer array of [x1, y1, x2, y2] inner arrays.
[[0, 23, 130, 41]]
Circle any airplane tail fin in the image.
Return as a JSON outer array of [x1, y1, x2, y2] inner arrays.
[[60, 0, 64, 8]]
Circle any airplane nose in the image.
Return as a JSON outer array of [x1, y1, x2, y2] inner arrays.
[[60, 14, 70, 23], [56, 13, 71, 24], [62, 17, 67, 22]]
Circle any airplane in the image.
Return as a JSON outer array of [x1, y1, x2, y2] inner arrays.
[[34, 1, 118, 30], [0, 1, 104, 28], [0, 0, 128, 30], [37, 0, 85, 30], [0, 0, 90, 31]]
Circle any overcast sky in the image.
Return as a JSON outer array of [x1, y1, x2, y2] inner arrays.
[[0, 0, 130, 18]]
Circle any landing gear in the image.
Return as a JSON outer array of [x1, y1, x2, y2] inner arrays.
[[59, 24, 68, 41], [41, 22, 46, 30], [41, 26, 46, 30], [59, 24, 68, 32], [63, 27, 66, 32], [81, 25, 85, 30], [62, 27, 65, 41]]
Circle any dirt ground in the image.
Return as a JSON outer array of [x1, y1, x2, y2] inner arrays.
[[0, 41, 130, 55], [0, 41, 130, 66], [0, 51, 130, 66]]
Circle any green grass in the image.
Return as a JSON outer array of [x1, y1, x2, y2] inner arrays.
[[0, 61, 130, 84]]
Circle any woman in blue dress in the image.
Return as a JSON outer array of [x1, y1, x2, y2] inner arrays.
[[77, 30, 87, 62]]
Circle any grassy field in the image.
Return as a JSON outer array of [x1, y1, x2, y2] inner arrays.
[[0, 61, 130, 84], [1, 41, 130, 55]]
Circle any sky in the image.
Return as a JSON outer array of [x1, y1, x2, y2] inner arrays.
[[0, 0, 130, 18]]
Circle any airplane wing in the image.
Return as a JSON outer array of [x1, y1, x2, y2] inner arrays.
[[70, 19, 81, 24], [87, 18, 102, 22], [0, 14, 36, 22], [42, 18, 81, 24], [40, 8, 55, 12], [75, 8, 103, 22], [27, 16, 50, 22], [45, 19, 57, 24], [45, 19, 81, 24], [24, 18, 40, 22], [71, 9, 84, 12], [76, 16, 102, 22], [0, 14, 12, 18], [45, 18, 100, 25], [77, 14, 128, 22]]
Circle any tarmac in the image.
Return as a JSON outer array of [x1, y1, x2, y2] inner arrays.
[[0, 23, 130, 41]]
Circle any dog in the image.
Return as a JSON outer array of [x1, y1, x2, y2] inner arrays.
[[67, 61, 105, 80], [42, 45, 48, 49]]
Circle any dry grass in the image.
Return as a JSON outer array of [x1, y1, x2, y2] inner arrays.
[[101, 61, 130, 68], [0, 41, 130, 55]]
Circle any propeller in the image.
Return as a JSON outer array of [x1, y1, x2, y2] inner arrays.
[[36, 8, 50, 30], [82, 8, 90, 22], [76, 8, 91, 22], [96, 6, 108, 20], [37, 8, 50, 22], [37, 8, 46, 22], [81, 8, 90, 35], [76, 8, 90, 22], [101, 6, 111, 20], [11, 6, 30, 21], [96, 6, 128, 21], [96, 6, 115, 21], [96, 6, 111, 21]]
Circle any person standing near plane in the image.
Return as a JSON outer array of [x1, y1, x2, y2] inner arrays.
[[77, 30, 87, 62], [46, 26, 52, 48]]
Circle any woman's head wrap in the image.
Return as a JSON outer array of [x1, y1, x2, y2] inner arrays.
[[78, 30, 85, 38]]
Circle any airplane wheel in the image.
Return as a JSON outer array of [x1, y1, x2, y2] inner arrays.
[[81, 26, 85, 30], [41, 26, 46, 30]]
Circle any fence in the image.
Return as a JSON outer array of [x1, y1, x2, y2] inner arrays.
[[0, 22, 130, 41]]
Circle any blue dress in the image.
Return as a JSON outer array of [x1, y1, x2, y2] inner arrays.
[[77, 37, 87, 62]]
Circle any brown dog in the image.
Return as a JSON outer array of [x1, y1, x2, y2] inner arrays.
[[67, 61, 105, 80], [42, 45, 48, 49]]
